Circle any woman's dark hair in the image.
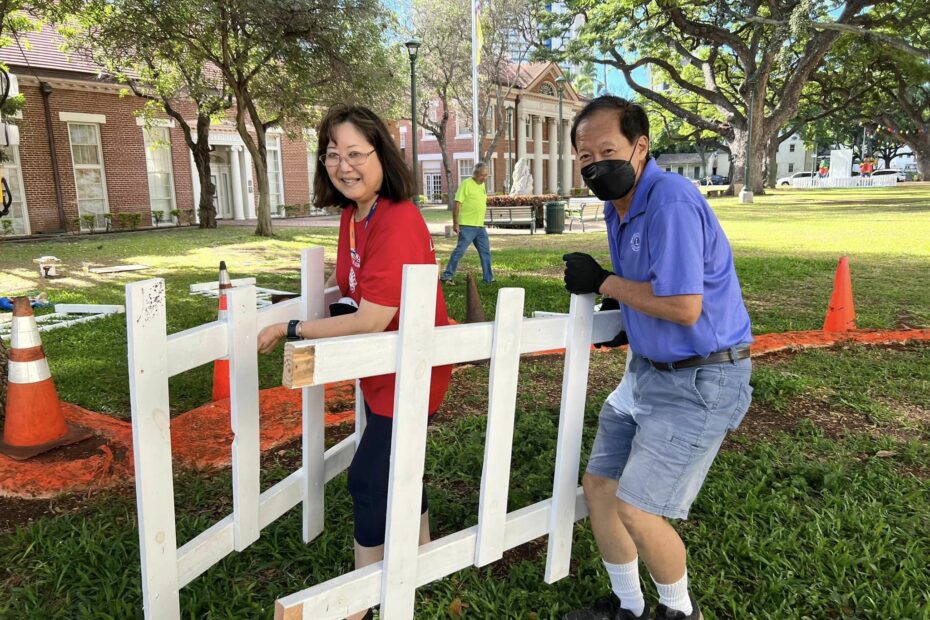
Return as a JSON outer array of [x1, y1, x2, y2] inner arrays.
[[313, 104, 415, 209], [570, 96, 650, 150]]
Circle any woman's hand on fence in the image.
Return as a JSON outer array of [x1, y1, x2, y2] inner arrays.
[[257, 323, 287, 354]]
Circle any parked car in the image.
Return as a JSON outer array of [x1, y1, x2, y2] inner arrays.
[[871, 168, 906, 182], [776, 171, 816, 186], [699, 175, 730, 185]]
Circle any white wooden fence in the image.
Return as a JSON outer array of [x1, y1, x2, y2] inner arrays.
[[126, 246, 623, 619], [792, 176, 897, 189]]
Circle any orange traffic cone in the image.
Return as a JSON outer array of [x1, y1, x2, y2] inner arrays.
[[823, 256, 856, 332], [465, 273, 486, 323], [212, 261, 232, 401], [0, 297, 93, 459]]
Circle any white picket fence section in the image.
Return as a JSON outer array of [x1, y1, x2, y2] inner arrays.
[[0, 303, 125, 340], [126, 246, 623, 619], [792, 176, 897, 189]]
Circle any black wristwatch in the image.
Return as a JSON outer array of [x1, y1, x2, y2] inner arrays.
[[286, 319, 302, 340]]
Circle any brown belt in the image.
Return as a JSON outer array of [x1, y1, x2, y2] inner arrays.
[[647, 346, 751, 371]]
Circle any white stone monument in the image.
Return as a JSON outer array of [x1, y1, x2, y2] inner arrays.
[[509, 158, 534, 196]]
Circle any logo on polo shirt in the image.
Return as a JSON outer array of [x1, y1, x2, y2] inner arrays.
[[630, 233, 641, 252]]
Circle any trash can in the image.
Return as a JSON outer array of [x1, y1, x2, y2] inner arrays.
[[544, 201, 566, 234]]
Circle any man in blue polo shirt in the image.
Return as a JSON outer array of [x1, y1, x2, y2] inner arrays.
[[561, 96, 753, 620]]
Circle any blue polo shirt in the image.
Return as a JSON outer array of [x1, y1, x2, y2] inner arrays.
[[604, 159, 752, 363]]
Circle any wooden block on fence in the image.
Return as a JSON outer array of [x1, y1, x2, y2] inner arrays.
[[475, 288, 524, 566], [545, 293, 595, 584]]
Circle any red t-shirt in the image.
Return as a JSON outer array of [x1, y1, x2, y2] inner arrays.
[[335, 197, 452, 417]]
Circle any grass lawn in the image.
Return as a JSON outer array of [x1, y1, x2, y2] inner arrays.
[[1, 186, 929, 618]]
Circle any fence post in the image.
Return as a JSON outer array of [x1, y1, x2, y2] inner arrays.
[[379, 265, 438, 619], [545, 292, 595, 583], [126, 278, 181, 619], [227, 285, 261, 550], [301, 247, 328, 543], [475, 288, 525, 566]]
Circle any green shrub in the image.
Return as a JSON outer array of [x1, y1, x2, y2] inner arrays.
[[117, 213, 133, 229], [170, 209, 181, 226], [152, 210, 165, 226], [1, 219, 14, 235], [486, 193, 559, 207], [80, 214, 97, 232], [182, 209, 195, 225]]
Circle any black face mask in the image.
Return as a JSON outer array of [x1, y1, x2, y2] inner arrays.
[[580, 143, 639, 201]]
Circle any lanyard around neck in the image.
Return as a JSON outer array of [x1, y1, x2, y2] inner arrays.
[[349, 198, 379, 263]]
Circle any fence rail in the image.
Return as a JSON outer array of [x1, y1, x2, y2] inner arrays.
[[792, 176, 897, 189]]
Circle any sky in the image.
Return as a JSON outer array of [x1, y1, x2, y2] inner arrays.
[[382, 0, 637, 98]]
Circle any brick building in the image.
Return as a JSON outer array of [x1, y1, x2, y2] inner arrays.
[[397, 62, 587, 202], [0, 25, 311, 236]]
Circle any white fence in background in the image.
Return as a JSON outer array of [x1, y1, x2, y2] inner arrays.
[[0, 304, 124, 340], [792, 176, 897, 189], [126, 246, 623, 619], [189, 276, 297, 308]]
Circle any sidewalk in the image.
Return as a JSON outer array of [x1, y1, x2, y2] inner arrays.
[[219, 211, 607, 236]]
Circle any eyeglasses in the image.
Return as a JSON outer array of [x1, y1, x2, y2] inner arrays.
[[319, 149, 376, 168]]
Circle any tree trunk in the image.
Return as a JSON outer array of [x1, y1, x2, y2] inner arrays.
[[440, 146, 455, 211], [765, 139, 779, 188], [252, 156, 273, 236], [903, 134, 930, 181], [232, 105, 271, 236], [728, 128, 765, 194]]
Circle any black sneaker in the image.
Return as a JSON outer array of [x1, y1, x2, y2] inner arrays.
[[654, 592, 702, 620], [563, 592, 650, 620]]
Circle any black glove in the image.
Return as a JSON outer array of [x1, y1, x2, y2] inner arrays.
[[562, 252, 613, 295], [594, 297, 628, 348]]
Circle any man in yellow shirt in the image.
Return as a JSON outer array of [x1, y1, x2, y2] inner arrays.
[[441, 162, 494, 284]]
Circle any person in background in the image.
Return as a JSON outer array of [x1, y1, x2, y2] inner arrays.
[[560, 96, 753, 620], [440, 162, 494, 285], [257, 104, 452, 620]]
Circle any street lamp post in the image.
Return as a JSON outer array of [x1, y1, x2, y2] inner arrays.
[[739, 79, 756, 204], [405, 40, 421, 201], [507, 107, 514, 192], [556, 76, 566, 196]]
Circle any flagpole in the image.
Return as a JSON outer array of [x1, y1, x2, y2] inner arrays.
[[471, 0, 480, 163]]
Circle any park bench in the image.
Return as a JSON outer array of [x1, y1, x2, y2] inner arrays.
[[698, 184, 727, 198], [484, 206, 537, 234], [566, 197, 605, 231]]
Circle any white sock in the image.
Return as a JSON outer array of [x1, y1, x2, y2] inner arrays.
[[653, 570, 693, 615], [603, 558, 645, 616]]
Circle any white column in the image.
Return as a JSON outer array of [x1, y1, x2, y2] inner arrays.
[[243, 148, 256, 219], [562, 119, 573, 194], [229, 146, 245, 220], [533, 115, 544, 195], [517, 113, 527, 162], [189, 151, 201, 223], [548, 117, 558, 194]]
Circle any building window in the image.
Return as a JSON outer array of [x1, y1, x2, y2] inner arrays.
[[424, 172, 442, 201], [525, 116, 531, 140], [458, 159, 474, 183], [67, 123, 109, 229], [143, 127, 176, 219], [399, 129, 407, 149], [788, 163, 794, 173], [486, 161, 494, 192], [266, 136, 284, 210], [0, 146, 28, 235], [485, 107, 494, 136], [456, 110, 471, 136], [789, 144, 796, 153], [677, 166, 684, 175], [694, 166, 700, 179], [540, 82, 556, 96]]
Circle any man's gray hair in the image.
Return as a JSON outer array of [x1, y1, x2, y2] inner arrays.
[[473, 162, 487, 174]]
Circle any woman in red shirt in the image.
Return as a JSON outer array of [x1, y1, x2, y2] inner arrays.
[[257, 105, 452, 620]]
